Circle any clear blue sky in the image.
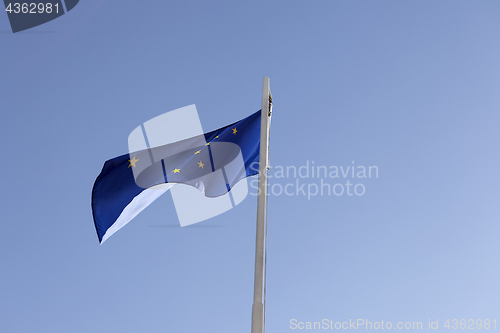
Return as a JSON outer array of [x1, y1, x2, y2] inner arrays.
[[1, 1, 499, 332]]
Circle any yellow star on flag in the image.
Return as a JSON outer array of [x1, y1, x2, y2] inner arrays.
[[232, 127, 237, 135], [173, 168, 181, 173], [128, 156, 139, 168], [205, 142, 210, 146], [198, 161, 204, 169], [195, 150, 201, 154]]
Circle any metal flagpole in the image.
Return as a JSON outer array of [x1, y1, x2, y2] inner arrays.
[[251, 77, 272, 333]]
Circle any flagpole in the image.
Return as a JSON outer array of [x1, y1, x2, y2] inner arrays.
[[251, 77, 272, 333]]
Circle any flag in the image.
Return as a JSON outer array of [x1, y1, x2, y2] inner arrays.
[[91, 110, 261, 243]]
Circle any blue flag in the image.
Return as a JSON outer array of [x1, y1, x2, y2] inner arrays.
[[92, 110, 261, 243]]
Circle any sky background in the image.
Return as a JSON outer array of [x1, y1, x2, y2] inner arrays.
[[1, 1, 499, 332]]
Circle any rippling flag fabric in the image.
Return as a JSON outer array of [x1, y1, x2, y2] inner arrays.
[[92, 110, 261, 243]]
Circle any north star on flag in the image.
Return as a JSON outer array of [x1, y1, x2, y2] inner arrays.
[[91, 110, 261, 243]]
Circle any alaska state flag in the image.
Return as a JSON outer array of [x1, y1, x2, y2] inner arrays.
[[92, 110, 261, 243]]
